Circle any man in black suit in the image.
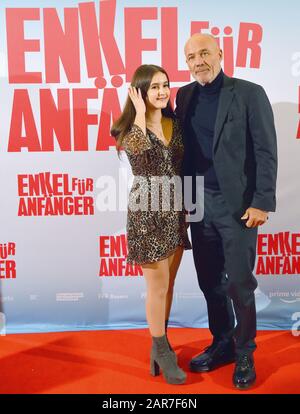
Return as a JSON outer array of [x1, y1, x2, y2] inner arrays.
[[176, 34, 277, 389]]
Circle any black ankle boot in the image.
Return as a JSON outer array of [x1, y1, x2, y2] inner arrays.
[[190, 338, 235, 372], [233, 354, 256, 390], [150, 335, 186, 385]]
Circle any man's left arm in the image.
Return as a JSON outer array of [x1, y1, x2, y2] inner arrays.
[[243, 85, 278, 228]]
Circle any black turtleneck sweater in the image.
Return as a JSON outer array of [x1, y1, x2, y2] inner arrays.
[[188, 69, 224, 190]]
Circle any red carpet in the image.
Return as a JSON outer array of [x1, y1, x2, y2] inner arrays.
[[0, 328, 299, 394]]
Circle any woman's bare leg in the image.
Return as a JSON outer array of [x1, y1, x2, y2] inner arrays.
[[165, 247, 184, 321], [142, 258, 170, 337]]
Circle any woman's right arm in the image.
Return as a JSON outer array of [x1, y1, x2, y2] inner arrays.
[[123, 86, 151, 156], [123, 124, 151, 156]]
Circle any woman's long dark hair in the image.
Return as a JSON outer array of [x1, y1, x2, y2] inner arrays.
[[111, 64, 175, 152]]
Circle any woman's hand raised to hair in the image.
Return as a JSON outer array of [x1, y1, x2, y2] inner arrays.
[[128, 86, 146, 115]]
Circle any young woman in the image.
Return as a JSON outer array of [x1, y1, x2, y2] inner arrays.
[[111, 64, 191, 385]]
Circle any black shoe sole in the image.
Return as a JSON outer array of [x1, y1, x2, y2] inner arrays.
[[234, 377, 256, 390], [190, 357, 236, 373]]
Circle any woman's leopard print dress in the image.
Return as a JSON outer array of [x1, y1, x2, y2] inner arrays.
[[123, 118, 191, 265]]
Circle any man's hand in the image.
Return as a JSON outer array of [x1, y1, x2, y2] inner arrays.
[[241, 207, 269, 228]]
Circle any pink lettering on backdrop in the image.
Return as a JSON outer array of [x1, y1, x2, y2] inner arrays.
[[5, 1, 263, 152]]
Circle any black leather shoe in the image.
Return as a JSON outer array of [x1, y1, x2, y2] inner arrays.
[[190, 339, 235, 372], [233, 354, 256, 390]]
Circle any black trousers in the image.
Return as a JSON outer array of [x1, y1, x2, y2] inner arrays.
[[190, 188, 258, 356]]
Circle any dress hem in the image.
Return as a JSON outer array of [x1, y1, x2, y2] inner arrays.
[[126, 243, 192, 266]]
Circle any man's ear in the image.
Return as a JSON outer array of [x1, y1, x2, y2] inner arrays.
[[219, 49, 223, 61]]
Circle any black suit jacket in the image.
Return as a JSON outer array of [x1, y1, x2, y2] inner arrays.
[[176, 74, 277, 216]]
